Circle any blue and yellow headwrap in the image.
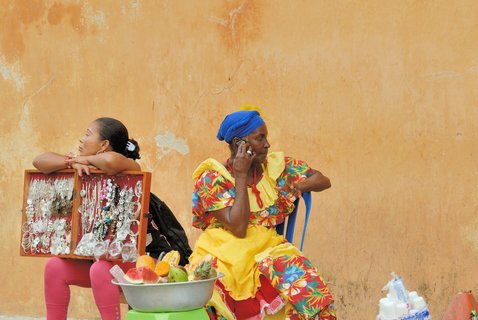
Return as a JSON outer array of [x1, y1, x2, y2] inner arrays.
[[216, 110, 265, 144]]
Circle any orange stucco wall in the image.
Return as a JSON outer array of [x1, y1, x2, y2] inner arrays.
[[1, 1, 477, 319]]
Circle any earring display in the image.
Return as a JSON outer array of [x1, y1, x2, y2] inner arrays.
[[21, 175, 74, 255], [20, 170, 151, 262]]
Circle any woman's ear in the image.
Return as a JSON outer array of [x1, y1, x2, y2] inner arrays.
[[232, 137, 244, 148], [232, 137, 239, 147], [98, 140, 111, 153]]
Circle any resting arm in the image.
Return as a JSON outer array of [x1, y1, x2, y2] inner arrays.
[[211, 174, 250, 238], [32, 152, 71, 174], [67, 152, 140, 175], [210, 142, 254, 238], [33, 152, 140, 175], [296, 170, 331, 193]]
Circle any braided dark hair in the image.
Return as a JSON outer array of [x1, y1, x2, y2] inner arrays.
[[94, 117, 141, 160]]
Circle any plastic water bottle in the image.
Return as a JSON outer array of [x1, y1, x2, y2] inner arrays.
[[109, 264, 127, 284], [390, 273, 410, 305], [378, 273, 432, 320]]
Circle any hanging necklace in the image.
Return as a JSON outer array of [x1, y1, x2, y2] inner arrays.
[[226, 159, 264, 208]]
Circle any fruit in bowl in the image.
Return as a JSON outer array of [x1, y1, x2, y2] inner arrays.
[[154, 260, 170, 277], [110, 251, 223, 313], [168, 265, 189, 282], [135, 254, 156, 270], [118, 251, 219, 285], [124, 266, 159, 284], [112, 270, 224, 313], [188, 254, 218, 281]]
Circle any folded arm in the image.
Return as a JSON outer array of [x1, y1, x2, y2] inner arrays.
[[68, 152, 140, 175], [33, 152, 140, 175], [296, 170, 331, 193], [33, 152, 72, 174]]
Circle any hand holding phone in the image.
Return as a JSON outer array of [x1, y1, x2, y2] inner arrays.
[[235, 139, 253, 156], [235, 139, 245, 147]]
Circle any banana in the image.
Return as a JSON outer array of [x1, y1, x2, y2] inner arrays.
[[161, 250, 181, 266]]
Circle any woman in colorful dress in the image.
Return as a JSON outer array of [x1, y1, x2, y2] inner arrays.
[[189, 109, 336, 320]]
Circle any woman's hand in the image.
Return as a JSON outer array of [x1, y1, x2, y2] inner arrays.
[[292, 170, 331, 194], [70, 162, 98, 176], [67, 155, 90, 165], [67, 155, 98, 176], [212, 140, 255, 238], [232, 141, 255, 178], [33, 151, 139, 175], [276, 181, 302, 199], [65, 152, 139, 175], [276, 171, 331, 200]]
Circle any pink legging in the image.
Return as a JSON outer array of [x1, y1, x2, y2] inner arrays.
[[44, 257, 133, 320]]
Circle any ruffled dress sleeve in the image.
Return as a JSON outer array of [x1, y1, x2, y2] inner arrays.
[[192, 160, 235, 230], [278, 156, 315, 187]]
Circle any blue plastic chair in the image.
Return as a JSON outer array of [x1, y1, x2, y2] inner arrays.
[[275, 191, 312, 251]]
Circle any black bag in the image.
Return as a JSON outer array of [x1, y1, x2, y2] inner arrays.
[[145, 193, 192, 266]]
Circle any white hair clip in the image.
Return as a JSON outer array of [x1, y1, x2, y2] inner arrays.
[[126, 141, 136, 152]]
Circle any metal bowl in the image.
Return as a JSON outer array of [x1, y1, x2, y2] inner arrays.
[[112, 273, 223, 313]]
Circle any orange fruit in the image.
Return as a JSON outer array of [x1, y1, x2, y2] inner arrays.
[[136, 254, 156, 271], [154, 260, 171, 277]]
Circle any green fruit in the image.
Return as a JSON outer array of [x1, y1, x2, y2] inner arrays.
[[168, 266, 188, 282]]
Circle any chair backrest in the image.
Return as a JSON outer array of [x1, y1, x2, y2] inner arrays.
[[275, 191, 312, 251]]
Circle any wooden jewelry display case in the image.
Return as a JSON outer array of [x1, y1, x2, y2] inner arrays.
[[20, 170, 151, 262]]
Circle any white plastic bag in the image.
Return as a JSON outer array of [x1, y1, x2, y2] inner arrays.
[[377, 272, 431, 320]]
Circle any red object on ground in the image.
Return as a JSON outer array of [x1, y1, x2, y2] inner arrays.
[[443, 291, 478, 320]]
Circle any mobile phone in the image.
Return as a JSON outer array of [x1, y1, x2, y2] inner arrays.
[[235, 139, 253, 156], [235, 139, 246, 147]]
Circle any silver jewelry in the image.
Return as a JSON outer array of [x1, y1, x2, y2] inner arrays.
[[46, 174, 145, 262], [23, 177, 73, 255]]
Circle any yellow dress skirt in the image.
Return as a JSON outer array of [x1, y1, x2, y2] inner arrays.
[[189, 225, 335, 320]]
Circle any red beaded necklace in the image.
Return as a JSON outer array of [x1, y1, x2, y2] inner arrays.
[[226, 159, 264, 208]]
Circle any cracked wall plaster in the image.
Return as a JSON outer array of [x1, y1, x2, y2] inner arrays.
[[154, 131, 189, 160], [0, 56, 26, 91]]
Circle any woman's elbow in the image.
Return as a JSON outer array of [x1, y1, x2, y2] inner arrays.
[[32, 159, 52, 174], [229, 225, 248, 238], [315, 176, 331, 192], [32, 156, 43, 170], [232, 231, 247, 238]]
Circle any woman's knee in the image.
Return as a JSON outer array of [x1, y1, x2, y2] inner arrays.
[[44, 257, 66, 280], [90, 260, 114, 284], [89, 260, 121, 306], [45, 258, 92, 288]]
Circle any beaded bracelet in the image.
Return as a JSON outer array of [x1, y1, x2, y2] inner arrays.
[[64, 154, 73, 169]]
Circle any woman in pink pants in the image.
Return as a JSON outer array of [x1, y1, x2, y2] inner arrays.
[[33, 117, 141, 320]]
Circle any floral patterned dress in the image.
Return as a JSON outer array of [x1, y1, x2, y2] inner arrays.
[[190, 152, 335, 320]]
